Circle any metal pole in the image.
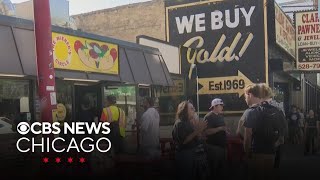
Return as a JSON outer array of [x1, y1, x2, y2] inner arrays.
[[33, 0, 56, 126], [302, 73, 306, 111], [196, 67, 200, 116]]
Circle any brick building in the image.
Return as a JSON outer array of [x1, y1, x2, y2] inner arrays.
[[73, 0, 166, 43]]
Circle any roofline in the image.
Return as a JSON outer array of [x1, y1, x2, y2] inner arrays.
[[0, 14, 161, 55], [71, 0, 158, 17], [136, 35, 177, 47]]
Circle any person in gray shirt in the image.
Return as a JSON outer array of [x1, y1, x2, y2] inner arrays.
[[138, 97, 161, 159]]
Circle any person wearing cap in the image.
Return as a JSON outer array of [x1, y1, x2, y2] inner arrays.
[[204, 98, 227, 179], [100, 95, 126, 154]]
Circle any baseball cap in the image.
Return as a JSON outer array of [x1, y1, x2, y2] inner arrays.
[[209, 98, 224, 110]]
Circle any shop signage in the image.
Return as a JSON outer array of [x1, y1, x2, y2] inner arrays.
[[295, 11, 320, 70], [156, 79, 184, 97], [275, 2, 295, 58], [167, 0, 268, 111], [56, 103, 67, 123], [52, 32, 119, 75], [198, 71, 253, 97]]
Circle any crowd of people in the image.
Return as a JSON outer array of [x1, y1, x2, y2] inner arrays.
[[171, 83, 320, 180], [287, 105, 320, 155], [90, 84, 319, 179]]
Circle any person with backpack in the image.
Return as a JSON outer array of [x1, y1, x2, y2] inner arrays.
[[258, 83, 287, 170], [243, 84, 284, 180], [100, 95, 126, 154]]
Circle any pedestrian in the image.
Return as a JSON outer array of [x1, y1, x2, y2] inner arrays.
[[243, 84, 283, 180], [287, 105, 301, 144], [138, 97, 161, 159], [304, 109, 320, 155], [297, 107, 305, 144], [100, 95, 126, 155], [79, 95, 95, 139], [172, 101, 209, 180], [203, 98, 227, 179], [258, 83, 287, 170]]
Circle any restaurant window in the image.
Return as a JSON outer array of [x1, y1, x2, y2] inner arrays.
[[104, 85, 137, 131], [0, 79, 31, 134]]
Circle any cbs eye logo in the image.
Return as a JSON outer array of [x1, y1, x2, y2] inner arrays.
[[17, 122, 30, 135]]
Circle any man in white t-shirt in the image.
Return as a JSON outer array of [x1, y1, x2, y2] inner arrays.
[[138, 97, 160, 159]]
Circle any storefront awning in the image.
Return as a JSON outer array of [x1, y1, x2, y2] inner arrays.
[[0, 25, 24, 75], [0, 15, 173, 86], [119, 47, 174, 86]]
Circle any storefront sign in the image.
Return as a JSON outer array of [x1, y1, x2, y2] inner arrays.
[[295, 11, 320, 70], [56, 103, 67, 123], [167, 0, 268, 111], [50, 92, 57, 105], [198, 71, 253, 97], [52, 32, 119, 75], [20, 97, 29, 113], [157, 79, 184, 97], [275, 2, 295, 58]]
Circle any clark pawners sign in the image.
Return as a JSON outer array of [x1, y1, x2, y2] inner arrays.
[[166, 0, 268, 112], [295, 11, 320, 70]]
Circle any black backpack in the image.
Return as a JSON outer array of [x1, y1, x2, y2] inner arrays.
[[255, 101, 286, 146]]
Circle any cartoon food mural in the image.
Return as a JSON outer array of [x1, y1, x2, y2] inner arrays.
[[74, 40, 118, 70], [52, 32, 119, 74]]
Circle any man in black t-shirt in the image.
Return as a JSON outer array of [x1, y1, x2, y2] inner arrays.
[[243, 84, 281, 180], [204, 98, 227, 178]]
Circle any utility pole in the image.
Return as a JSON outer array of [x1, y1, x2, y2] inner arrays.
[[33, 0, 57, 126]]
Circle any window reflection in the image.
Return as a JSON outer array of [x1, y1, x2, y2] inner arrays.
[[0, 79, 30, 134], [104, 86, 137, 131]]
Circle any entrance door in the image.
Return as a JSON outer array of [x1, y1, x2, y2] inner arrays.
[[74, 84, 102, 122]]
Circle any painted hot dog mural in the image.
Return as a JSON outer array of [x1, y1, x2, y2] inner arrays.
[[74, 40, 117, 70], [52, 32, 119, 75]]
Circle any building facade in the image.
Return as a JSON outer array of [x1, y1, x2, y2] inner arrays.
[[73, 0, 320, 124]]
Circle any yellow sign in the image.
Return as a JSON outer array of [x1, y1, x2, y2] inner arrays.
[[56, 103, 67, 123], [52, 109, 58, 123], [198, 71, 253, 97], [159, 79, 185, 97], [52, 32, 119, 75]]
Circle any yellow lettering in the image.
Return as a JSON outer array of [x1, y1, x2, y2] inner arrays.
[[184, 36, 204, 64], [209, 35, 226, 62], [196, 49, 209, 63], [182, 33, 253, 66], [225, 32, 241, 61]]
